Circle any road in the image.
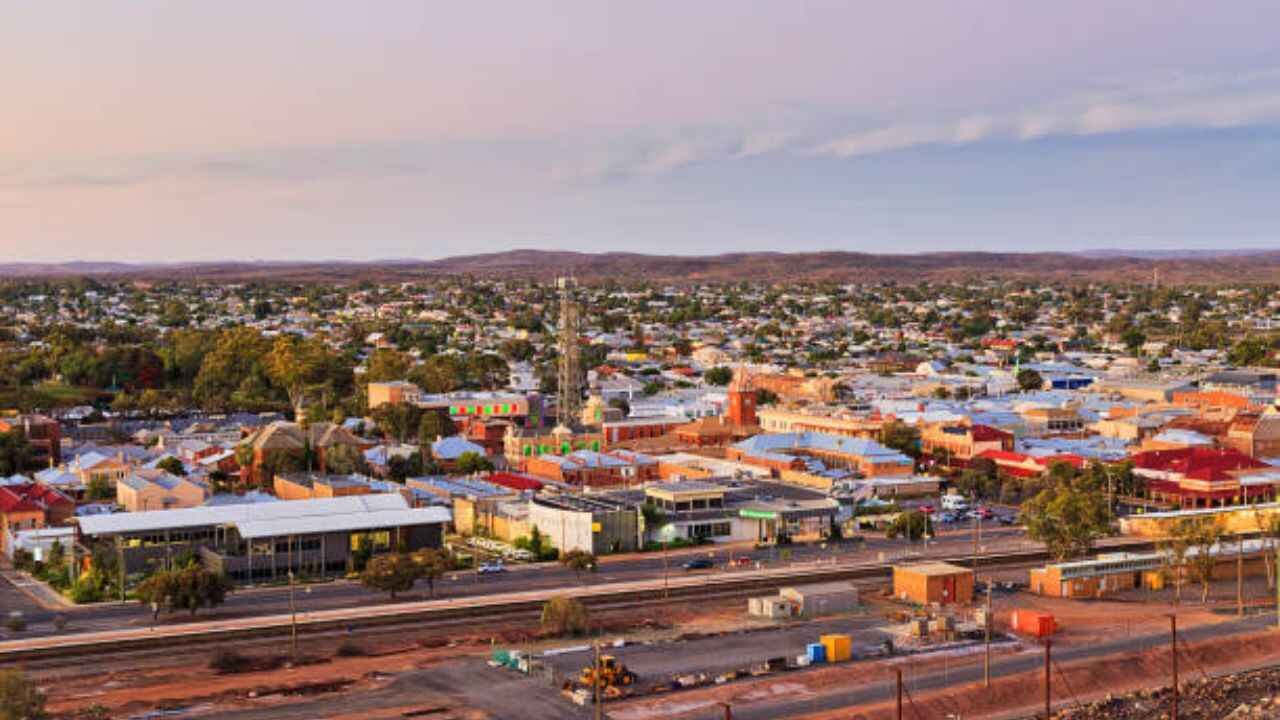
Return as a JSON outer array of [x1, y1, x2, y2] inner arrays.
[[2, 526, 1028, 638]]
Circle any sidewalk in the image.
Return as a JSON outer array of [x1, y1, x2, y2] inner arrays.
[[0, 569, 73, 611]]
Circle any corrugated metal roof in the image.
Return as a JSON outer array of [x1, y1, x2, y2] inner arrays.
[[76, 494, 448, 537]]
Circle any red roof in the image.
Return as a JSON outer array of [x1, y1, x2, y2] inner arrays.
[[0, 483, 71, 514], [970, 424, 1012, 442], [1131, 447, 1266, 481], [977, 449, 1031, 464], [486, 472, 544, 492]]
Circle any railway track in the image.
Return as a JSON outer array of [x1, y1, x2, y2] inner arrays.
[[0, 539, 1153, 664]]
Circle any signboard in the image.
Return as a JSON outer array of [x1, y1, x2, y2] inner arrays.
[[739, 509, 778, 520]]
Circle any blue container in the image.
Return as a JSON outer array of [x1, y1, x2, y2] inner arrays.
[[806, 642, 826, 664]]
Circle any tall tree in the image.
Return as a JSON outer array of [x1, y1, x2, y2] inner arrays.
[[1021, 482, 1111, 561]]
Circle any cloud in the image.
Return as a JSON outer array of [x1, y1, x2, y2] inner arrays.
[[815, 70, 1280, 158]]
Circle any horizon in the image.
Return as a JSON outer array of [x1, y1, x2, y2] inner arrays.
[[5, 2, 1280, 261]]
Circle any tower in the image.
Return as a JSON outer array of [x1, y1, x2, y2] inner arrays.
[[556, 276, 583, 429], [726, 367, 757, 427]]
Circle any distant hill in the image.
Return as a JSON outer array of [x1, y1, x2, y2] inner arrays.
[[1, 249, 1278, 284]]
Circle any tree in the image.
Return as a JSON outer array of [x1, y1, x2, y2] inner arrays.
[[323, 443, 368, 475], [192, 327, 273, 411], [1021, 482, 1111, 561], [1172, 519, 1224, 604], [371, 403, 424, 445], [360, 553, 419, 600], [263, 335, 332, 421], [156, 456, 186, 477], [1015, 368, 1044, 392], [886, 510, 928, 541], [0, 431, 32, 476], [455, 451, 493, 474], [879, 421, 920, 461], [85, 475, 114, 502], [409, 548, 454, 598], [0, 668, 46, 720], [417, 408, 457, 444], [1229, 336, 1272, 367], [364, 349, 414, 383], [703, 366, 733, 386], [559, 549, 598, 582], [137, 566, 233, 619], [540, 595, 589, 636]]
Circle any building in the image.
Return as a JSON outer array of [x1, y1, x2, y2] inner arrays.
[[239, 421, 366, 486], [727, 433, 914, 478], [600, 417, 686, 446], [0, 483, 75, 552], [976, 450, 1086, 479], [920, 424, 1014, 466], [523, 449, 659, 488], [778, 582, 860, 617], [0, 415, 61, 467], [1018, 406, 1087, 435], [892, 562, 975, 605], [756, 407, 880, 437], [1030, 540, 1274, 598], [503, 425, 603, 465], [643, 481, 751, 543], [116, 470, 210, 512], [366, 380, 423, 409], [1131, 447, 1273, 508], [274, 472, 373, 501], [528, 495, 639, 555], [1225, 409, 1280, 458], [75, 494, 449, 581]]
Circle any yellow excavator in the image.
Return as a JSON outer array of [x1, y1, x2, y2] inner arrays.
[[578, 655, 637, 689]]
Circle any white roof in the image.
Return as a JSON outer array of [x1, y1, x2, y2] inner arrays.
[[76, 494, 450, 539]]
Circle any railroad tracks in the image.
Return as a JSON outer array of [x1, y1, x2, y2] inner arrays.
[[0, 539, 1153, 663]]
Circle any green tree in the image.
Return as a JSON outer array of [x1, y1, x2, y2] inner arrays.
[[1229, 336, 1272, 367], [360, 553, 419, 600], [365, 349, 414, 383], [0, 668, 46, 720], [1015, 368, 1044, 392], [886, 510, 928, 541], [0, 432, 32, 476], [559, 549, 598, 582], [155, 456, 186, 477], [455, 451, 493, 474], [879, 421, 920, 460], [371, 403, 424, 445], [703, 366, 733, 386], [192, 327, 272, 411], [409, 548, 454, 598], [323, 443, 368, 475], [137, 566, 233, 619], [1021, 483, 1111, 561], [417, 409, 456, 445], [263, 335, 332, 421], [1172, 519, 1224, 604], [85, 475, 115, 502]]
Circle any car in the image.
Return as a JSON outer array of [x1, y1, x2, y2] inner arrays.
[[478, 561, 507, 574], [916, 504, 936, 515], [682, 557, 714, 571], [938, 511, 959, 523], [997, 514, 1017, 526], [974, 507, 994, 519]]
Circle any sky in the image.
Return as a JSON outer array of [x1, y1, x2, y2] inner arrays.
[[4, 1, 1280, 262]]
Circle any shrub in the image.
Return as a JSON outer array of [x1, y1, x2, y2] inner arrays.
[[540, 596, 589, 637], [208, 649, 251, 674], [335, 640, 367, 657]]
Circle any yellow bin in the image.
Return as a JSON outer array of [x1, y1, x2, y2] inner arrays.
[[820, 634, 852, 663]]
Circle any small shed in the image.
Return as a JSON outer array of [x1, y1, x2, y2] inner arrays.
[[779, 581, 860, 617], [748, 595, 796, 619], [892, 562, 974, 605]]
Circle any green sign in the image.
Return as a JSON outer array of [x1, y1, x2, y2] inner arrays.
[[739, 509, 778, 520]]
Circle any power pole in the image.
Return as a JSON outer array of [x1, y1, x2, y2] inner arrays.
[[593, 641, 602, 720], [1275, 544, 1279, 631], [895, 667, 903, 720], [718, 702, 732, 720], [984, 579, 993, 688], [1170, 615, 1178, 720], [1237, 537, 1244, 617], [289, 570, 298, 663], [1043, 639, 1051, 720]]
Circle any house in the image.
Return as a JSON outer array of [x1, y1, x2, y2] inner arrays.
[[0, 483, 75, 552], [116, 470, 210, 512], [1131, 447, 1273, 508], [430, 436, 489, 471], [920, 424, 1014, 467], [1225, 409, 1280, 458], [239, 421, 366, 486], [727, 433, 914, 478]]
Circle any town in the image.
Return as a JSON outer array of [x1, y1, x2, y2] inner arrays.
[[1, 270, 1279, 719]]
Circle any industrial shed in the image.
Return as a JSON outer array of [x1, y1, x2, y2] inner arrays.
[[778, 581, 860, 617], [892, 562, 974, 605]]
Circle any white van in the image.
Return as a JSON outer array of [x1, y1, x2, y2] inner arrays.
[[941, 494, 969, 512]]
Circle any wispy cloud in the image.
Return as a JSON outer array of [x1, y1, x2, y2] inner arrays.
[[815, 70, 1280, 158]]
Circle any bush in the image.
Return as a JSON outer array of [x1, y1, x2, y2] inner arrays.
[[4, 613, 26, 633], [335, 640, 367, 658], [208, 649, 251, 674], [540, 596, 589, 637], [0, 668, 46, 719]]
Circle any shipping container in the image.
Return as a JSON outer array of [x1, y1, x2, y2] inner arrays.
[[820, 634, 852, 662], [806, 642, 826, 664], [1010, 610, 1056, 638]]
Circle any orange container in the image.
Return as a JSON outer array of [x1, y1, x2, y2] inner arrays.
[[1010, 610, 1056, 638]]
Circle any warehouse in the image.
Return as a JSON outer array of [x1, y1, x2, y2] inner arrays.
[[779, 581, 859, 617], [892, 562, 975, 605], [75, 494, 450, 581]]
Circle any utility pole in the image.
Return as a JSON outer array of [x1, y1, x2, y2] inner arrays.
[[593, 641, 603, 720], [1275, 544, 1279, 631], [984, 579, 993, 688], [895, 667, 903, 720], [718, 702, 732, 720], [662, 541, 669, 600], [289, 570, 298, 663], [1043, 639, 1051, 720], [1170, 615, 1178, 720], [1238, 537, 1244, 617]]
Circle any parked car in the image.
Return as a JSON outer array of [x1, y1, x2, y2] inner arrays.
[[478, 561, 507, 574], [997, 514, 1018, 526], [682, 557, 714, 571]]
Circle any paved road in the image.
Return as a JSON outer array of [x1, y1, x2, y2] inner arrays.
[[2, 527, 1028, 638]]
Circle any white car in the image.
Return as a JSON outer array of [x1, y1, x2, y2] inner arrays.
[[478, 561, 507, 574]]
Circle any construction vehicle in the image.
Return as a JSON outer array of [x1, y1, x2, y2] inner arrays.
[[578, 655, 637, 689]]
